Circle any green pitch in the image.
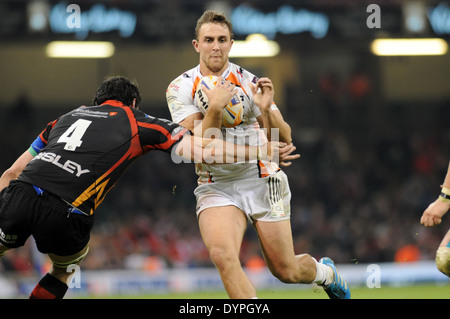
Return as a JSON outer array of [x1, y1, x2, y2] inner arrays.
[[86, 283, 449, 299]]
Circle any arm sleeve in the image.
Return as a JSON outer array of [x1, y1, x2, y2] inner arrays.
[[28, 136, 46, 156], [28, 119, 58, 156], [166, 77, 201, 124], [136, 113, 190, 154]]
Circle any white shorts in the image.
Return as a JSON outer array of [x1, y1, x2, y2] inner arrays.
[[194, 170, 291, 223]]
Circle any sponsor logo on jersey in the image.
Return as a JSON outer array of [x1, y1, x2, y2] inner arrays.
[[34, 152, 90, 177], [0, 227, 18, 245]]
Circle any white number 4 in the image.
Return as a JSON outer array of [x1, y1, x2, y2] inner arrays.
[[57, 119, 92, 151]]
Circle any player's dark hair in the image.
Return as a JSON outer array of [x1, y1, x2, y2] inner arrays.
[[195, 10, 234, 40], [93, 76, 141, 108]]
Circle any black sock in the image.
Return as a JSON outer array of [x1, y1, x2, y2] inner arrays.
[[29, 273, 68, 299]]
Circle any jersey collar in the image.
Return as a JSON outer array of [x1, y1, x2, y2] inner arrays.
[[197, 62, 232, 79], [101, 100, 127, 107]]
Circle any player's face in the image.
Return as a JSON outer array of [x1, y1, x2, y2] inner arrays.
[[193, 22, 233, 75]]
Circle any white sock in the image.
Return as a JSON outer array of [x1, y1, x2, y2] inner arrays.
[[313, 259, 334, 286]]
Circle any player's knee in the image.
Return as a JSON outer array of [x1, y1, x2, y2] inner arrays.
[[208, 246, 239, 271], [436, 247, 450, 277], [49, 265, 72, 284]]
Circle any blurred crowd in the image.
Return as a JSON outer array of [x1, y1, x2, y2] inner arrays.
[[1, 86, 449, 276]]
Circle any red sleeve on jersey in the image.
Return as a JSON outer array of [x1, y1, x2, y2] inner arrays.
[[38, 119, 58, 144], [138, 122, 188, 152]]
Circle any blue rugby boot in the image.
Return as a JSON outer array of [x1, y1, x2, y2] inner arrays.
[[319, 257, 351, 299]]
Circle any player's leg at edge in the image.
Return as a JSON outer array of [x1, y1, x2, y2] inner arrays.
[[436, 229, 450, 277], [29, 245, 89, 299], [30, 245, 89, 299], [0, 244, 70, 299], [0, 243, 88, 299]]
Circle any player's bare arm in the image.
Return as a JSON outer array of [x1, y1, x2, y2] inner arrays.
[[174, 134, 276, 164], [250, 77, 298, 166], [0, 150, 34, 192], [251, 77, 292, 144], [178, 112, 203, 134], [421, 160, 450, 227]]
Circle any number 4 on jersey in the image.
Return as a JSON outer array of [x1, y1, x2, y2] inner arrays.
[[57, 119, 92, 151]]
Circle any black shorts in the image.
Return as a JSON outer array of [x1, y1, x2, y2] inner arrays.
[[0, 180, 94, 256]]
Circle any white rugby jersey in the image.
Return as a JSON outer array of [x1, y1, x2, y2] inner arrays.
[[166, 62, 280, 184]]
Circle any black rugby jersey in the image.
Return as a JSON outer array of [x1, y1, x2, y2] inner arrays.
[[18, 100, 188, 215]]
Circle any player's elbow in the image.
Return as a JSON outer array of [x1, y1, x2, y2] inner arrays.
[[284, 125, 293, 144], [278, 123, 292, 144], [2, 167, 21, 181], [282, 135, 292, 144], [279, 134, 292, 145], [0, 167, 21, 190]]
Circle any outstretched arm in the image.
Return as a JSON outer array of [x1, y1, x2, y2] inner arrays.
[[420, 160, 450, 227], [173, 134, 275, 164]]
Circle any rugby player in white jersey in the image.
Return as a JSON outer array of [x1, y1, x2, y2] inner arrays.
[[166, 10, 350, 299], [421, 160, 450, 277]]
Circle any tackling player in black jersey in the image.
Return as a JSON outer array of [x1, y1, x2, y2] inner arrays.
[[0, 76, 281, 299]]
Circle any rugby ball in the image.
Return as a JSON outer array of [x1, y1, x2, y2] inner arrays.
[[195, 75, 243, 128]]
